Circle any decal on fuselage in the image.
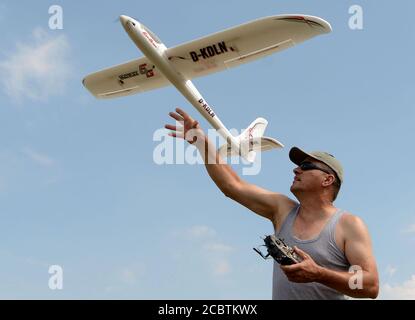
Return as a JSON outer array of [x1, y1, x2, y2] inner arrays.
[[118, 63, 155, 81], [119, 70, 139, 80], [139, 63, 155, 78], [142, 31, 158, 49], [190, 41, 228, 62], [198, 98, 215, 118]]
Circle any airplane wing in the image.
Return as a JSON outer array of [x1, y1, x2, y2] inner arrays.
[[168, 14, 331, 79], [83, 14, 331, 99], [82, 57, 171, 99]]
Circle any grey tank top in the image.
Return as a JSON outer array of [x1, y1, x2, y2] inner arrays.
[[272, 204, 350, 300]]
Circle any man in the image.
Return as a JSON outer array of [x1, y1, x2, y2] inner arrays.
[[165, 108, 379, 300]]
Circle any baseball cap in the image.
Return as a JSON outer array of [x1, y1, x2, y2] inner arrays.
[[289, 147, 344, 184]]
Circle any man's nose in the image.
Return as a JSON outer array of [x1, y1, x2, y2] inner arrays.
[[293, 166, 301, 175]]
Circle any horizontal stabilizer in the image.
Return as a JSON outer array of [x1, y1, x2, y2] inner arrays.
[[218, 117, 284, 163]]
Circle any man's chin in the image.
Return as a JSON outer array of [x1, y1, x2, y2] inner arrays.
[[290, 184, 300, 195]]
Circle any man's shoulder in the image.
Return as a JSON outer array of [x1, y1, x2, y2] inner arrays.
[[339, 211, 365, 226], [338, 211, 369, 238]]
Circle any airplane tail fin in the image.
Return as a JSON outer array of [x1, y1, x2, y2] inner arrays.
[[218, 117, 284, 163]]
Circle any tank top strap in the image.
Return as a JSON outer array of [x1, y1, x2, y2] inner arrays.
[[327, 208, 346, 253], [327, 209, 345, 233]]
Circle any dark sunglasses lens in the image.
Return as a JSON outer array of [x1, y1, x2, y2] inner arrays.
[[300, 162, 314, 170]]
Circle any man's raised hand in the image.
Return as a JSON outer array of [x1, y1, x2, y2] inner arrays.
[[165, 108, 204, 144]]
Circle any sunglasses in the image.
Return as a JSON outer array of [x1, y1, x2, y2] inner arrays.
[[299, 161, 333, 175]]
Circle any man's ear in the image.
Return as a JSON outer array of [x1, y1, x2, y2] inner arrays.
[[322, 174, 335, 187]]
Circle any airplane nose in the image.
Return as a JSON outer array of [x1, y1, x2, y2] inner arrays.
[[120, 15, 138, 29], [119, 15, 130, 26]]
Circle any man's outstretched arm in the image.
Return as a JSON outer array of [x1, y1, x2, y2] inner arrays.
[[165, 108, 296, 224]]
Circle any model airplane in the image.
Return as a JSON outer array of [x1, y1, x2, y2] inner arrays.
[[83, 14, 331, 162]]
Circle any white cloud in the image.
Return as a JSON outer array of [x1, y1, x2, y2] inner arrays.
[[203, 240, 234, 277], [173, 225, 234, 278], [21, 147, 55, 167], [185, 225, 217, 239], [120, 268, 137, 285], [403, 224, 415, 234], [119, 263, 146, 286], [380, 275, 415, 300], [206, 244, 234, 277], [204, 242, 234, 254], [0, 27, 72, 102], [385, 265, 397, 277], [213, 260, 231, 276]]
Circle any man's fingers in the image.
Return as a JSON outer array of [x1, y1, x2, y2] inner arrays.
[[281, 262, 302, 273], [280, 264, 294, 272], [176, 108, 192, 122], [294, 246, 309, 259], [168, 132, 184, 139], [165, 124, 183, 132], [169, 112, 184, 122]]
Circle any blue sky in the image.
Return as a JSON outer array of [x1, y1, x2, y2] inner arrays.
[[0, 0, 414, 299]]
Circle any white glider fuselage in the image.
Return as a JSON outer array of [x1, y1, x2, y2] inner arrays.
[[120, 15, 240, 150]]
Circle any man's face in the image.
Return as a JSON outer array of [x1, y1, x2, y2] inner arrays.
[[290, 157, 333, 195]]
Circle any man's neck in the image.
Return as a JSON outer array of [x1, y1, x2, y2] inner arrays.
[[298, 196, 337, 221]]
